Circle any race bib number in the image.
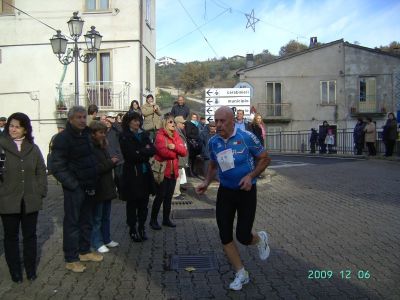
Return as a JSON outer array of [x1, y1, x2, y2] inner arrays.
[[216, 148, 235, 172]]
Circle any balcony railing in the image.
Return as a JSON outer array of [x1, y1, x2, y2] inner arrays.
[[350, 101, 387, 115], [56, 81, 131, 113], [257, 103, 291, 121]]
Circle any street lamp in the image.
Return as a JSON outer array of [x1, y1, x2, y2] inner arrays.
[[50, 11, 102, 106]]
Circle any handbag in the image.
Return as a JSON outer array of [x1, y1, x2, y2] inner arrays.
[[150, 157, 166, 184]]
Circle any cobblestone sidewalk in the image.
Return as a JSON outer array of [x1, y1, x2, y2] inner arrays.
[[0, 159, 399, 299]]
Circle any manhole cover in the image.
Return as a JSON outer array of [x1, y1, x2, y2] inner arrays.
[[172, 209, 215, 219], [170, 254, 217, 271]]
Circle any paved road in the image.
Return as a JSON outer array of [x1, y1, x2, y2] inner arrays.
[[269, 154, 364, 169], [0, 157, 399, 299]]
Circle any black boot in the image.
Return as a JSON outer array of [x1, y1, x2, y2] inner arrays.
[[138, 207, 149, 240], [138, 227, 148, 241], [162, 219, 176, 228], [129, 226, 142, 242], [149, 219, 161, 230], [11, 272, 23, 284]]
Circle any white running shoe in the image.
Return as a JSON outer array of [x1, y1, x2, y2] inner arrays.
[[106, 241, 119, 248], [257, 231, 270, 261], [229, 270, 250, 291], [97, 245, 110, 253]]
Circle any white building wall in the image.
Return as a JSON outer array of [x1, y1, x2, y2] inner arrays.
[[0, 0, 156, 157]]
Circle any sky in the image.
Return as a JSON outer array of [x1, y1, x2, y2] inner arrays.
[[156, 0, 400, 63]]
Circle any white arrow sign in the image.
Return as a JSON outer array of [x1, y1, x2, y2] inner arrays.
[[205, 88, 250, 98], [205, 106, 251, 116], [205, 97, 250, 106]]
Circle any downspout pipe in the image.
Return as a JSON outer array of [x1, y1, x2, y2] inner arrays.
[[139, 0, 144, 105]]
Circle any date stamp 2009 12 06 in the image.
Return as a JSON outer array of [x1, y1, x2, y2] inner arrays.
[[308, 270, 371, 280]]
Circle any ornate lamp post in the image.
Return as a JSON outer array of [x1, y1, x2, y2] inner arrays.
[[50, 12, 102, 106]]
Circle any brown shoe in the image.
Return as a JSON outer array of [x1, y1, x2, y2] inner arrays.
[[79, 252, 104, 262], [65, 262, 86, 273]]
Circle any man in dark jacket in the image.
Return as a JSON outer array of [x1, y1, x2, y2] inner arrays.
[[51, 106, 103, 273], [171, 96, 190, 119]]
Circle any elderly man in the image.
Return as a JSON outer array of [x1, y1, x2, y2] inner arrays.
[[171, 95, 190, 119], [51, 106, 103, 273], [234, 109, 249, 132], [196, 106, 271, 291]]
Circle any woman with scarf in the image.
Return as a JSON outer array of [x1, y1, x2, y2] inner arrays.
[[120, 112, 156, 242], [150, 114, 187, 230], [0, 113, 47, 283]]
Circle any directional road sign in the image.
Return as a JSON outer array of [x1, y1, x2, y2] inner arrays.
[[205, 97, 251, 106], [205, 106, 250, 116], [205, 88, 250, 98], [204, 88, 251, 123]]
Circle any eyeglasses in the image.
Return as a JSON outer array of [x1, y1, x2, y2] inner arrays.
[[167, 120, 175, 124]]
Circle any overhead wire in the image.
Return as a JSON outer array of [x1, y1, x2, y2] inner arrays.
[[157, 8, 230, 52], [177, 0, 219, 58], [3, 1, 74, 40], [210, 0, 307, 39]]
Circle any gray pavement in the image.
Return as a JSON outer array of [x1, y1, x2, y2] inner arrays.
[[0, 157, 399, 299]]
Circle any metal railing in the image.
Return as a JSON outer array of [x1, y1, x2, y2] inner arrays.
[[257, 103, 291, 119], [56, 81, 131, 112], [350, 101, 387, 114], [266, 128, 394, 155]]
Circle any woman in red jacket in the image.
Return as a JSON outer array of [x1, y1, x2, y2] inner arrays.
[[150, 114, 187, 230]]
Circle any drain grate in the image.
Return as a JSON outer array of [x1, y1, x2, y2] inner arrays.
[[172, 200, 193, 205], [172, 208, 215, 219], [170, 254, 217, 271]]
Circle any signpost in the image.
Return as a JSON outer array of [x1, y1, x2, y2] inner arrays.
[[204, 88, 251, 122]]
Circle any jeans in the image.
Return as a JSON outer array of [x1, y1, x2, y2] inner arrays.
[[1, 202, 38, 279], [63, 187, 95, 262], [91, 200, 112, 249]]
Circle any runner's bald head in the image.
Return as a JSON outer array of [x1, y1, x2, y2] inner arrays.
[[215, 106, 235, 139], [215, 106, 234, 121]]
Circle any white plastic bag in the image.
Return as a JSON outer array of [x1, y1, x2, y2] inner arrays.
[[179, 168, 187, 184]]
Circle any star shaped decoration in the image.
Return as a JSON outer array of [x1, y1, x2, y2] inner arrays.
[[245, 9, 260, 32]]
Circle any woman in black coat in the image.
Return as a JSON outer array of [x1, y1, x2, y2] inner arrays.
[[89, 121, 119, 253], [119, 112, 156, 242]]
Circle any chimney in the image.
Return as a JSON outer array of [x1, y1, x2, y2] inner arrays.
[[246, 54, 254, 68], [309, 37, 318, 48]]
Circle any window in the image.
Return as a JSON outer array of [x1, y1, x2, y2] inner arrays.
[[320, 80, 336, 104], [145, 0, 151, 25], [359, 77, 376, 102], [266, 82, 282, 116], [145, 56, 151, 91], [86, 51, 112, 107], [0, 0, 14, 14], [85, 0, 109, 11]]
